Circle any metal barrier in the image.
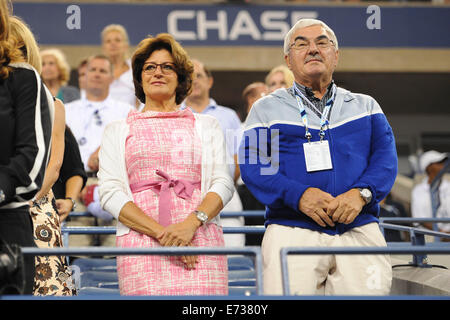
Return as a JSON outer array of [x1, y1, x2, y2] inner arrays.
[[379, 221, 450, 267], [68, 210, 267, 218], [379, 218, 450, 240], [280, 245, 450, 296], [61, 226, 266, 235], [60, 212, 450, 297], [21, 246, 264, 296]]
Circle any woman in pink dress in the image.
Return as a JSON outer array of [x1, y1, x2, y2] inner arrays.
[[98, 34, 234, 295]]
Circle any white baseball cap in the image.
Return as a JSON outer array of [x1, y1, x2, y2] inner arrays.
[[419, 150, 448, 173]]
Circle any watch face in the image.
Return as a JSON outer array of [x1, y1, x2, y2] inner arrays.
[[360, 188, 371, 203], [196, 211, 208, 223]]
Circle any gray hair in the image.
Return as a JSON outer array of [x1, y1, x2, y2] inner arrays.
[[283, 19, 339, 55]]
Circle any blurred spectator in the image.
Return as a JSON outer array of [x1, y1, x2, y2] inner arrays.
[[101, 24, 137, 107], [182, 58, 245, 247], [65, 54, 133, 174], [41, 48, 80, 103], [265, 64, 294, 93], [411, 150, 450, 233], [379, 193, 407, 242], [64, 54, 133, 246], [238, 82, 267, 245], [242, 81, 268, 117]]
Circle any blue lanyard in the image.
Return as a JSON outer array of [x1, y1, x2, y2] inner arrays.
[[293, 83, 336, 142]]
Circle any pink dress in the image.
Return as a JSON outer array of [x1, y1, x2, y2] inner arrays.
[[117, 108, 228, 295]]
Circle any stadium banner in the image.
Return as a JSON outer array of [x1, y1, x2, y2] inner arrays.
[[13, 2, 450, 48]]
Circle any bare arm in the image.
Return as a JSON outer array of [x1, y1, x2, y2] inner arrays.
[[118, 201, 165, 239], [56, 175, 84, 222], [87, 146, 101, 172], [158, 191, 224, 270], [158, 191, 224, 246], [34, 99, 65, 201]]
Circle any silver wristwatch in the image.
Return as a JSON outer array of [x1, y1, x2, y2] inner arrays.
[[358, 188, 372, 204], [66, 197, 76, 211], [194, 210, 208, 225]]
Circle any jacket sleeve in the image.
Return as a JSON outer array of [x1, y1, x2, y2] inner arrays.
[[0, 68, 52, 204], [238, 104, 309, 212], [98, 122, 133, 220], [204, 116, 235, 207], [350, 99, 398, 206]]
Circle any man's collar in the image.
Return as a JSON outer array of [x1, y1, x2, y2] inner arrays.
[[295, 80, 335, 98], [84, 95, 111, 109], [181, 98, 217, 113], [206, 98, 218, 110]]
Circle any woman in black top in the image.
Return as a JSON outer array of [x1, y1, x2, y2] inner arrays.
[[0, 0, 52, 294]]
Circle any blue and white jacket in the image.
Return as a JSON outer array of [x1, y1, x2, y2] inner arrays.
[[239, 85, 398, 235]]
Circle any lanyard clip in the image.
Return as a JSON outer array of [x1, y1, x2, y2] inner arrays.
[[305, 131, 312, 143], [319, 129, 326, 141]]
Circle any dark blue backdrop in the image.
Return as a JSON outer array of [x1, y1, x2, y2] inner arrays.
[[13, 3, 450, 47]]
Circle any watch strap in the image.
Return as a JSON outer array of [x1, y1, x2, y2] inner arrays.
[[65, 197, 76, 211], [194, 210, 208, 225], [358, 188, 372, 204]]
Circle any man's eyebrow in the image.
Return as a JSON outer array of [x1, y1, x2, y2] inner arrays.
[[293, 34, 330, 42], [315, 35, 330, 41], [293, 35, 308, 42]]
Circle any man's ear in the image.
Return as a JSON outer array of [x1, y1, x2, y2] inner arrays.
[[208, 76, 214, 90], [284, 54, 291, 70], [107, 72, 114, 86]]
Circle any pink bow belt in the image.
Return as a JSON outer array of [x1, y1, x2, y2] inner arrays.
[[129, 170, 200, 226]]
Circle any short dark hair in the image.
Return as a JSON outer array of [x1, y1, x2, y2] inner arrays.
[[78, 58, 88, 69], [87, 54, 113, 74], [132, 33, 194, 105]]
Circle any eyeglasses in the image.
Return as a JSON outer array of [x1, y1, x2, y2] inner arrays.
[[289, 37, 335, 52], [142, 62, 177, 75]]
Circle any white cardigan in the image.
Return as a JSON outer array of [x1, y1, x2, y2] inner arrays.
[[98, 113, 235, 236]]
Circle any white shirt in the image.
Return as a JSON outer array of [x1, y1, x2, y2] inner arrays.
[[411, 178, 450, 232], [65, 96, 133, 171], [98, 113, 235, 237], [109, 59, 136, 107]]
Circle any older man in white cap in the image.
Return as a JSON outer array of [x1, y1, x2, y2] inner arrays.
[[411, 150, 449, 233]]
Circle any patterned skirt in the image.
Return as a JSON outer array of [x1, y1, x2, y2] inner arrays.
[[30, 190, 76, 296]]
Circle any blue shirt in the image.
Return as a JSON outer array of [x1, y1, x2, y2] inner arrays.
[[181, 99, 242, 176]]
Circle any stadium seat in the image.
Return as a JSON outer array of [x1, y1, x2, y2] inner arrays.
[[79, 270, 119, 288], [98, 282, 119, 289], [228, 286, 256, 296], [228, 279, 256, 287], [78, 287, 120, 296], [227, 256, 254, 271], [228, 269, 255, 280], [71, 257, 117, 272]]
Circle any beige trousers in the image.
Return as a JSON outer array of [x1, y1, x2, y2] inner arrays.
[[262, 222, 392, 296]]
